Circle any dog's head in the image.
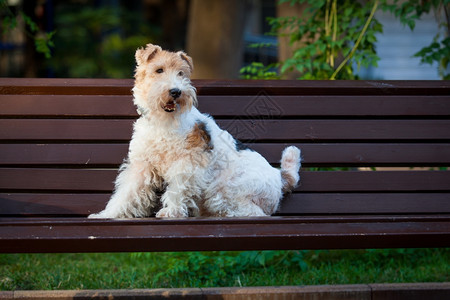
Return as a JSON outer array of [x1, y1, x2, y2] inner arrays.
[[133, 43, 197, 117]]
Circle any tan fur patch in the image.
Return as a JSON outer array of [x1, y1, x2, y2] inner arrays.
[[186, 122, 213, 151], [281, 170, 297, 193], [179, 51, 194, 72]]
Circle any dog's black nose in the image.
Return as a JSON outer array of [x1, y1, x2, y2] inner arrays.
[[169, 88, 181, 99]]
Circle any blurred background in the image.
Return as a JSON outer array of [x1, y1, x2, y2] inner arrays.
[[0, 0, 448, 79]]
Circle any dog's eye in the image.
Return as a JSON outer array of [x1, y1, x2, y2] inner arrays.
[[178, 71, 184, 77], [156, 68, 164, 74]]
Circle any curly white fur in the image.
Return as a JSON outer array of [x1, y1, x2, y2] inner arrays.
[[89, 44, 301, 218]]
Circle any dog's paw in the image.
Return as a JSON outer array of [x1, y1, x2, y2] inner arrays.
[[87, 213, 103, 219], [156, 207, 187, 218], [88, 211, 111, 219]]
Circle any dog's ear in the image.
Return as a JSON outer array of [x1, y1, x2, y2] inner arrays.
[[135, 44, 162, 65], [178, 51, 194, 72]]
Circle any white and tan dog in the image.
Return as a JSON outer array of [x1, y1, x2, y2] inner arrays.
[[89, 44, 301, 218]]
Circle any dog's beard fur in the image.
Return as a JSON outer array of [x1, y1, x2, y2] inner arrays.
[[133, 79, 197, 119]]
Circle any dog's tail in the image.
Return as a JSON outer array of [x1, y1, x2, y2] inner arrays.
[[280, 146, 301, 193]]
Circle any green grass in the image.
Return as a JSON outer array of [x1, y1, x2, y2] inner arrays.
[[1, 249, 449, 290]]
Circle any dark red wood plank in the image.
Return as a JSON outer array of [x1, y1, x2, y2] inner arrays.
[[0, 119, 134, 141], [193, 80, 450, 96], [199, 95, 450, 117], [1, 78, 449, 95], [2, 95, 449, 117], [0, 144, 128, 166], [2, 143, 449, 166], [220, 119, 450, 141], [1, 216, 449, 252], [299, 171, 450, 192], [0, 168, 116, 191], [1, 192, 449, 216], [250, 143, 450, 166], [1, 169, 449, 192], [279, 193, 450, 214], [2, 119, 450, 141], [0, 78, 134, 95], [3, 214, 448, 225], [0, 193, 109, 216], [0, 95, 136, 117]]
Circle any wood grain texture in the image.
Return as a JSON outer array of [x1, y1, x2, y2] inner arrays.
[[2, 94, 449, 117], [1, 215, 449, 252], [1, 193, 449, 216], [2, 119, 450, 141], [1, 143, 449, 166], [1, 78, 449, 95], [1, 169, 449, 192]]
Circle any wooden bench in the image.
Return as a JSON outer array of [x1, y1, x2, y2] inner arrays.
[[0, 78, 449, 253]]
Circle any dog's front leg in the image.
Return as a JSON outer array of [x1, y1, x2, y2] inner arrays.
[[88, 161, 160, 218], [156, 172, 198, 218]]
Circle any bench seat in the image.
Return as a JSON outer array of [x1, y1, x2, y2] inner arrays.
[[1, 78, 449, 253]]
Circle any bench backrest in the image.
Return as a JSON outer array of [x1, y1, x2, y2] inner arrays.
[[1, 78, 450, 218]]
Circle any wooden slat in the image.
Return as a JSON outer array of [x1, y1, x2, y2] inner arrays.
[[199, 95, 450, 117], [0, 168, 116, 191], [1, 169, 449, 192], [0, 119, 134, 141], [0, 95, 136, 117], [0, 78, 134, 95], [0, 144, 128, 166], [1, 192, 449, 216], [1, 215, 449, 252], [194, 80, 450, 96], [0, 193, 109, 216], [1, 78, 449, 95], [1, 143, 450, 166], [2, 95, 449, 117], [279, 193, 450, 214], [2, 119, 450, 141], [251, 143, 450, 166], [299, 171, 450, 192], [220, 119, 450, 141]]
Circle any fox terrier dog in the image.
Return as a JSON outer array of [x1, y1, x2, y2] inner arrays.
[[89, 43, 301, 218]]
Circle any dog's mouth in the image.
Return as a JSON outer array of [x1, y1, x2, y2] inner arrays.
[[162, 101, 176, 112]]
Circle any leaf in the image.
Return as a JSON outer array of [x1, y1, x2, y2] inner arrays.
[[344, 7, 353, 17], [21, 12, 39, 33], [2, 15, 17, 33], [34, 32, 55, 59]]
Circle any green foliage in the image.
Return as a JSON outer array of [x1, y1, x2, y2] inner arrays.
[[0, 0, 55, 59], [381, 0, 450, 79], [48, 5, 159, 78], [1, 249, 449, 290], [149, 251, 307, 286], [261, 0, 383, 80], [1, 14, 17, 34], [240, 62, 280, 79], [242, 0, 449, 80], [20, 11, 39, 33], [380, 0, 445, 30], [415, 37, 450, 79], [35, 31, 56, 59]]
